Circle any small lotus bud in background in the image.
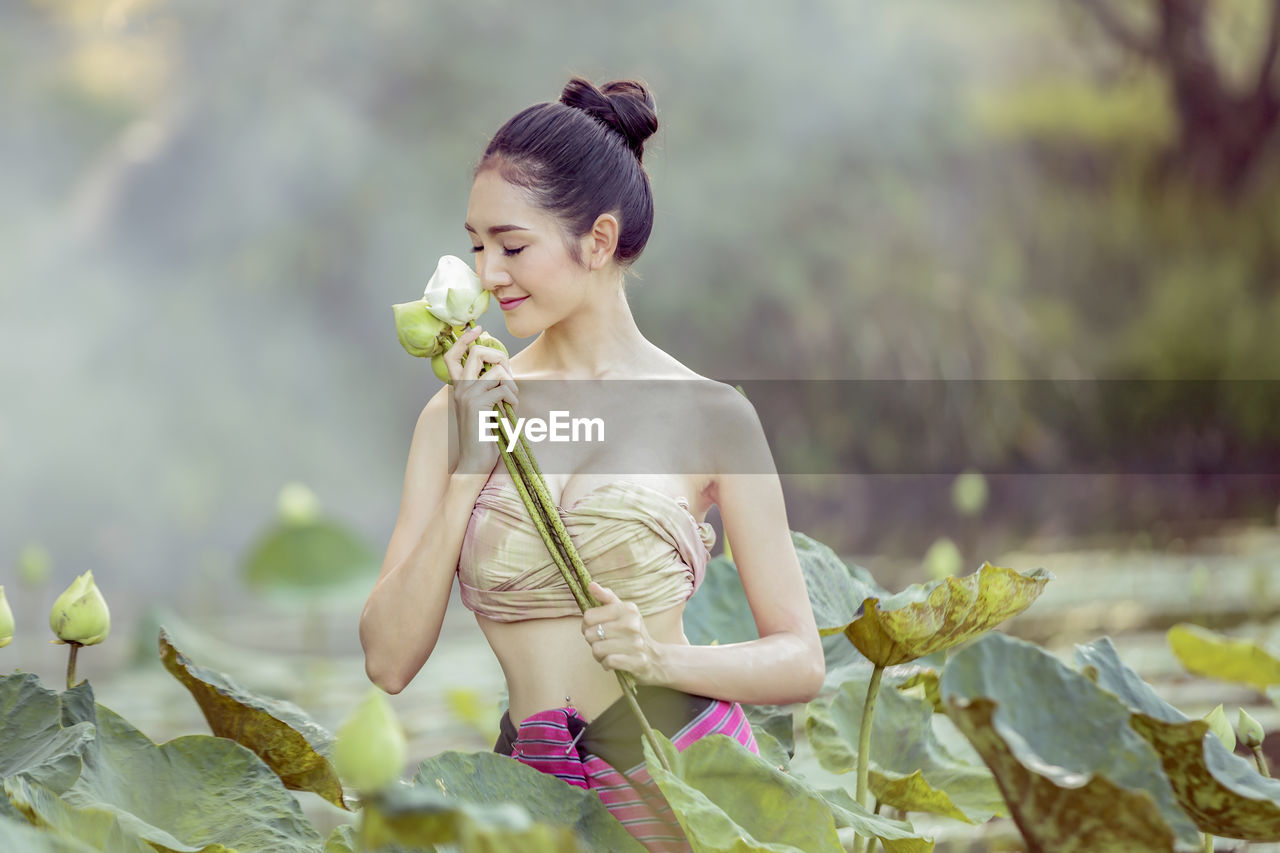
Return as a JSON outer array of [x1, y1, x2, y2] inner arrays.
[[277, 482, 322, 526], [924, 537, 963, 581], [1204, 704, 1236, 752], [1237, 708, 1264, 749], [334, 687, 407, 792], [18, 542, 52, 587], [49, 571, 111, 646], [0, 586, 13, 648], [952, 470, 989, 517]]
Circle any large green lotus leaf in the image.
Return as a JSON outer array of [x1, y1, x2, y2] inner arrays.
[[63, 703, 323, 853], [1167, 623, 1280, 691], [243, 516, 378, 598], [0, 814, 100, 853], [830, 563, 1052, 666], [412, 751, 643, 852], [1078, 637, 1280, 840], [363, 783, 585, 852], [642, 731, 845, 853], [815, 788, 935, 853], [791, 532, 886, 634], [0, 674, 96, 794], [685, 532, 882, 650], [942, 633, 1200, 850], [4, 776, 151, 853], [158, 627, 346, 809], [805, 672, 1005, 823]]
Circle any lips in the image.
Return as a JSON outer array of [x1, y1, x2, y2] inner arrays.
[[498, 296, 528, 311]]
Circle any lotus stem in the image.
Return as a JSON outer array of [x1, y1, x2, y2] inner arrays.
[[1201, 832, 1213, 852], [1251, 745, 1271, 778], [66, 642, 80, 690], [851, 662, 885, 853], [492, 406, 671, 773]]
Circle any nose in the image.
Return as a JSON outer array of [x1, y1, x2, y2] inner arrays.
[[477, 253, 511, 291]]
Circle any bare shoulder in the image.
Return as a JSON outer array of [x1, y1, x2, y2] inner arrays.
[[413, 384, 458, 472]]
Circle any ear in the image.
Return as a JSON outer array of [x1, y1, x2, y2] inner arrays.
[[581, 213, 620, 270]]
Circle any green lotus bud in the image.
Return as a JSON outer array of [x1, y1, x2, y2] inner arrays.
[[392, 300, 452, 358], [333, 687, 407, 791], [952, 470, 988, 517], [49, 571, 110, 646], [422, 255, 488, 325], [277, 482, 321, 525], [1237, 708, 1265, 749], [924, 537, 962, 580], [0, 586, 13, 648], [1204, 704, 1236, 752], [18, 543, 52, 586]]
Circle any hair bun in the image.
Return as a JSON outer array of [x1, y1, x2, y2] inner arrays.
[[560, 76, 658, 161]]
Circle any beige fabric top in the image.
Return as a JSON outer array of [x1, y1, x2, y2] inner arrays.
[[458, 479, 717, 622]]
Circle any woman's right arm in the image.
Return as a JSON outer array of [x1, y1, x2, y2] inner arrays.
[[360, 326, 514, 694]]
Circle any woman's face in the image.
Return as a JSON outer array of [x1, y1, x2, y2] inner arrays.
[[465, 168, 590, 339]]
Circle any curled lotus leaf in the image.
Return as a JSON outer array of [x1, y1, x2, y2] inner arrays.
[[158, 628, 346, 809], [1167, 623, 1280, 691], [942, 633, 1202, 851], [822, 563, 1052, 667], [362, 784, 585, 852], [60, 703, 323, 853], [1078, 638, 1280, 841], [948, 697, 1179, 852], [642, 731, 847, 853], [0, 674, 96, 795]]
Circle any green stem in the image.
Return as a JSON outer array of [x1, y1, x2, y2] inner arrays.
[[502, 401, 599, 607], [856, 663, 884, 808], [66, 642, 80, 690], [1252, 745, 1271, 778], [1201, 831, 1213, 852], [850, 663, 885, 853], [492, 405, 671, 773]]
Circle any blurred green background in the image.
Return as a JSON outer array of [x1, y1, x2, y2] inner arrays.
[[4, 0, 1279, 656]]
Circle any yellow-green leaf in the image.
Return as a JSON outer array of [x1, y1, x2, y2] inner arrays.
[[1167, 624, 1280, 691], [158, 627, 347, 809], [827, 563, 1052, 667]]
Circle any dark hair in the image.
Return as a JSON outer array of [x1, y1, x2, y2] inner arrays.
[[477, 76, 659, 267]]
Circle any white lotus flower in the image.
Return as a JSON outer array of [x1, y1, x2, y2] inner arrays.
[[422, 255, 488, 325]]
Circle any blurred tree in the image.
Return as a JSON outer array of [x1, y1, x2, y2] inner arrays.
[[1068, 0, 1280, 195]]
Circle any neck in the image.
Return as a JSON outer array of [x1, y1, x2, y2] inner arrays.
[[530, 275, 648, 377]]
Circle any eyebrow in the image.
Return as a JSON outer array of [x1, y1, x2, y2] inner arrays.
[[464, 223, 530, 235]]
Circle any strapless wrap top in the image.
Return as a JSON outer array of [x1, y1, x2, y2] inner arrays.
[[458, 479, 717, 622]]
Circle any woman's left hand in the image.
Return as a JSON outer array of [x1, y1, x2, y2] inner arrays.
[[582, 582, 667, 685]]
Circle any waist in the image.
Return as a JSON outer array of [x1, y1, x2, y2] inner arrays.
[[479, 608, 689, 722]]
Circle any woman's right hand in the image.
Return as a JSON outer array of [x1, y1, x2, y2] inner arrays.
[[443, 325, 519, 474]]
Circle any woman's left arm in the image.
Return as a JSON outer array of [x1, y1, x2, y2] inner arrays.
[[582, 391, 826, 705]]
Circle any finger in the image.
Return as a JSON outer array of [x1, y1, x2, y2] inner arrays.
[[589, 582, 619, 605], [444, 326, 483, 368]]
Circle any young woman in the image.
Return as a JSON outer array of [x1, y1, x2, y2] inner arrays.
[[360, 77, 824, 851]]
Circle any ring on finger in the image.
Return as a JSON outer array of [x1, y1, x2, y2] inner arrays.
[[596, 624, 606, 641]]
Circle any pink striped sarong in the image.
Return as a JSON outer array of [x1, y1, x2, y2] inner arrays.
[[496, 690, 758, 852]]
